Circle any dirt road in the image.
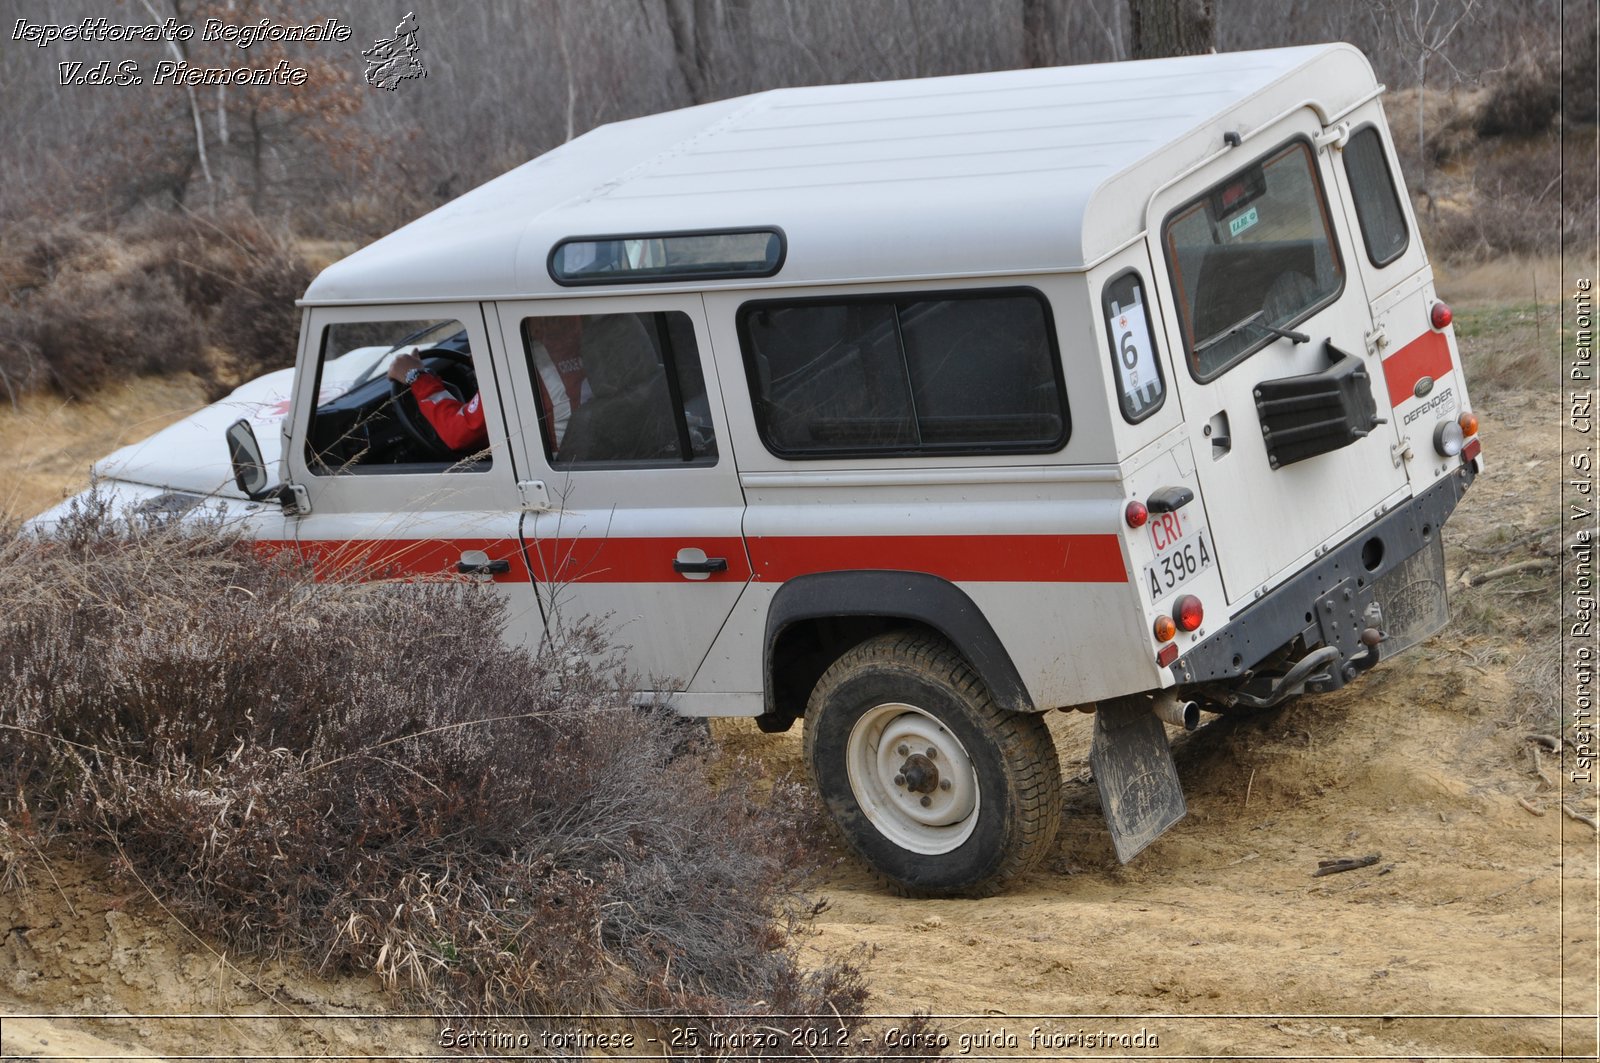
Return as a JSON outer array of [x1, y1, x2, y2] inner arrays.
[[2, 283, 1594, 1060]]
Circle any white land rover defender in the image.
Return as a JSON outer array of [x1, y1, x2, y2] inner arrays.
[[39, 44, 1480, 896]]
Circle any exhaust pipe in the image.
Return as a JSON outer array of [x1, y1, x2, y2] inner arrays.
[[1152, 692, 1200, 731]]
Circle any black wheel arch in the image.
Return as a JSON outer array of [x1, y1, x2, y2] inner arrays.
[[757, 570, 1034, 732]]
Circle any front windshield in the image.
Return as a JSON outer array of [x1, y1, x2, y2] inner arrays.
[[1165, 141, 1343, 381], [343, 318, 458, 391]]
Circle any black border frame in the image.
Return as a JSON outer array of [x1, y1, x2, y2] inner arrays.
[[548, 226, 787, 287]]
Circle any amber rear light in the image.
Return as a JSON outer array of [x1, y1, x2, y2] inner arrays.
[[1153, 615, 1177, 642], [1458, 410, 1479, 436]]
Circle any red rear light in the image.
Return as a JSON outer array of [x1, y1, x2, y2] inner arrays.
[[1156, 643, 1180, 668], [1153, 615, 1177, 642], [1174, 594, 1204, 632], [1461, 437, 1481, 463], [1125, 500, 1149, 528], [1458, 410, 1479, 437], [1430, 301, 1453, 330]]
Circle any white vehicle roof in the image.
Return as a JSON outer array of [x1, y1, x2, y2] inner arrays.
[[304, 44, 1379, 305]]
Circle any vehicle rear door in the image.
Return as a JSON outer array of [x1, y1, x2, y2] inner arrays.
[[1149, 114, 1410, 605], [491, 296, 751, 690]]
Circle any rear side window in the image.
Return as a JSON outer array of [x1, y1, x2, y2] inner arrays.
[[737, 289, 1068, 458], [1102, 271, 1166, 423], [1342, 126, 1410, 267]]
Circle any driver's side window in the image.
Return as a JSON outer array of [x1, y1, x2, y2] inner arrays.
[[304, 318, 493, 474]]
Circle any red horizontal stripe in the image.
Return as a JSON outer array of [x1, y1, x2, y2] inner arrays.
[[257, 534, 1130, 585], [530, 536, 751, 583], [258, 538, 531, 584], [1381, 330, 1453, 408], [748, 533, 1127, 584]]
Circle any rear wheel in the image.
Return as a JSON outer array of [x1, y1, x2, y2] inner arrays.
[[803, 632, 1061, 897]]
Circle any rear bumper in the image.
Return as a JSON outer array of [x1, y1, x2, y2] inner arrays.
[[1169, 463, 1475, 688]]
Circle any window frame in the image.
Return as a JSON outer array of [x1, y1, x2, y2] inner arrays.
[[548, 226, 786, 287], [1341, 123, 1411, 269], [735, 285, 1070, 461], [1101, 269, 1167, 424], [520, 309, 720, 470], [303, 316, 494, 477], [1162, 135, 1347, 385]]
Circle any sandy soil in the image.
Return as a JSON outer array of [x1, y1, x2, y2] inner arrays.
[[1, 292, 1594, 1061]]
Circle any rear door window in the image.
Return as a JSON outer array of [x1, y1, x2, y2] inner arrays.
[[1164, 140, 1345, 382], [522, 311, 716, 467], [737, 289, 1067, 458]]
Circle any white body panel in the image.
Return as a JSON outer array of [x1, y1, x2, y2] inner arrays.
[[30, 45, 1476, 724]]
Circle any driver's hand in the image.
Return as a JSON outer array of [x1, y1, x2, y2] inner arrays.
[[387, 352, 425, 383]]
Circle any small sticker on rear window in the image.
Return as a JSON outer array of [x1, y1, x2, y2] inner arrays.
[[1228, 206, 1259, 237]]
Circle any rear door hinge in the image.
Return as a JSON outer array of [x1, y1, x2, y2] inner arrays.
[[1364, 326, 1388, 356], [1313, 122, 1351, 150]]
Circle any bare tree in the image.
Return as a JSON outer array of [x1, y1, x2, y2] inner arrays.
[[1128, 0, 1215, 59], [1365, 0, 1482, 171]]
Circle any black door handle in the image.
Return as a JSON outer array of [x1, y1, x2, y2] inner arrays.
[[457, 558, 512, 575], [673, 557, 729, 574]]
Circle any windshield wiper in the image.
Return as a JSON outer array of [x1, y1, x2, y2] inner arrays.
[[1194, 310, 1310, 354]]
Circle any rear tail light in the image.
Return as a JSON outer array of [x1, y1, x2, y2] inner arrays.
[[1174, 594, 1204, 632], [1153, 615, 1177, 642], [1458, 410, 1479, 437], [1125, 500, 1149, 528], [1433, 420, 1464, 457], [1430, 301, 1453, 330]]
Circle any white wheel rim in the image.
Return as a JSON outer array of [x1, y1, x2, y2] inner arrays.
[[845, 702, 979, 855]]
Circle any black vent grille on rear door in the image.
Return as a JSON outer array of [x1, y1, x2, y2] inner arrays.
[[1253, 345, 1384, 469]]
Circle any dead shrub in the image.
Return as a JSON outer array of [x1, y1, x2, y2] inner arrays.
[[0, 213, 310, 404], [1475, 53, 1561, 139], [138, 212, 310, 391], [1425, 133, 1576, 261], [0, 263, 205, 401], [0, 500, 934, 1056]]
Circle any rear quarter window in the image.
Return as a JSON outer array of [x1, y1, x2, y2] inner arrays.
[[737, 289, 1068, 458], [1342, 126, 1410, 267]]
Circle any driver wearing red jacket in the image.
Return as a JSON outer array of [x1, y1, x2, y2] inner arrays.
[[387, 351, 489, 451]]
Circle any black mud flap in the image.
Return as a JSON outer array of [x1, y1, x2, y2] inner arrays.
[[1371, 534, 1449, 657], [1090, 696, 1187, 863]]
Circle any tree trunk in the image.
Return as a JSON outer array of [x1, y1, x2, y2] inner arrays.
[[1128, 0, 1215, 59], [662, 0, 716, 104], [1023, 0, 1065, 68]]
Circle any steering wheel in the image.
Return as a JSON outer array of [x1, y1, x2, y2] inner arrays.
[[388, 349, 476, 460]]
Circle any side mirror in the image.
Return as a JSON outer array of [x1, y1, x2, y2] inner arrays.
[[225, 418, 271, 499]]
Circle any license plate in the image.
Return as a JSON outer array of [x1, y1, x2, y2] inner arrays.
[[1143, 508, 1214, 603]]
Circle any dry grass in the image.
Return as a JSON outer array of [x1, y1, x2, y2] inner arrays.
[[0, 499, 937, 1055]]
